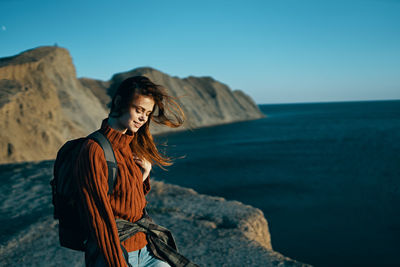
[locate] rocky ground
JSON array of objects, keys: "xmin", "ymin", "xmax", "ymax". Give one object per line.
[{"xmin": 0, "ymin": 160, "xmax": 311, "ymax": 267}]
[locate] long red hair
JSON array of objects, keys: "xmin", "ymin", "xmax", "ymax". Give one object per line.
[{"xmin": 109, "ymin": 76, "xmax": 185, "ymax": 168}]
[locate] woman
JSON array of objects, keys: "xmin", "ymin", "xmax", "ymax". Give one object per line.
[{"xmin": 75, "ymin": 76, "xmax": 184, "ymax": 267}]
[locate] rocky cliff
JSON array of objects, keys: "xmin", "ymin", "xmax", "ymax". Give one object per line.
[
  {"xmin": 0, "ymin": 46, "xmax": 264, "ymax": 164},
  {"xmin": 0, "ymin": 160, "xmax": 310, "ymax": 267},
  {"xmin": 91, "ymin": 67, "xmax": 265, "ymax": 134},
  {"xmin": 0, "ymin": 47, "xmax": 107, "ymax": 164}
]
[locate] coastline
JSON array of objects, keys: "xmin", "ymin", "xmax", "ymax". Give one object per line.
[{"xmin": 0, "ymin": 160, "xmax": 311, "ymax": 266}]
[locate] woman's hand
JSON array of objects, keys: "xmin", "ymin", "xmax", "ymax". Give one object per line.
[{"xmin": 133, "ymin": 155, "xmax": 152, "ymax": 181}]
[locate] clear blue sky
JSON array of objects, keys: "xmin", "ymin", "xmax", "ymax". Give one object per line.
[{"xmin": 1, "ymin": 0, "xmax": 399, "ymax": 104}]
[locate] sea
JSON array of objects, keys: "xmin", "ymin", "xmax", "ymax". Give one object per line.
[
  {"xmin": 1, "ymin": 100, "xmax": 399, "ymax": 266},
  {"xmin": 152, "ymin": 100, "xmax": 400, "ymax": 267}
]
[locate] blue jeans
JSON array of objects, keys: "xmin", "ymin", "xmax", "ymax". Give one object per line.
[
  {"xmin": 128, "ymin": 245, "xmax": 170, "ymax": 267},
  {"xmin": 85, "ymin": 238, "xmax": 169, "ymax": 267}
]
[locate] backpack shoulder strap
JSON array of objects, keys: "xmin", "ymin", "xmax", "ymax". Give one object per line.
[{"xmin": 87, "ymin": 130, "xmax": 118, "ymax": 195}]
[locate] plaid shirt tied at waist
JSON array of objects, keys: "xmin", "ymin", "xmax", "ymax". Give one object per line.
[{"xmin": 116, "ymin": 216, "xmax": 200, "ymax": 267}]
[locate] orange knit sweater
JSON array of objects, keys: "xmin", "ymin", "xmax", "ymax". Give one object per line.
[{"xmin": 75, "ymin": 118, "xmax": 151, "ymax": 267}]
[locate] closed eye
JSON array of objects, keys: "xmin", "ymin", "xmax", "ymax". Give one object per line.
[{"xmin": 133, "ymin": 104, "xmax": 152, "ymax": 116}]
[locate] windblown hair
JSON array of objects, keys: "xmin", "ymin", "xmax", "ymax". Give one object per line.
[{"xmin": 109, "ymin": 76, "xmax": 185, "ymax": 168}]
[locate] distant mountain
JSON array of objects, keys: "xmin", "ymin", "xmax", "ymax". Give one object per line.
[
  {"xmin": 83, "ymin": 66, "xmax": 265, "ymax": 133},
  {"xmin": 0, "ymin": 46, "xmax": 264, "ymax": 164}
]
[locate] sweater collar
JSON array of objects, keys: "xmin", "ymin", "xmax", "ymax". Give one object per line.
[{"xmin": 99, "ymin": 118, "xmax": 134, "ymax": 149}]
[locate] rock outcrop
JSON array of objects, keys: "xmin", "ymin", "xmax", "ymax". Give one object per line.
[
  {"xmin": 0, "ymin": 46, "xmax": 264, "ymax": 163},
  {"xmin": 95, "ymin": 67, "xmax": 265, "ymax": 134},
  {"xmin": 0, "ymin": 160, "xmax": 310, "ymax": 267},
  {"xmin": 0, "ymin": 47, "xmax": 107, "ymax": 164},
  {"xmin": 146, "ymin": 181, "xmax": 311, "ymax": 266}
]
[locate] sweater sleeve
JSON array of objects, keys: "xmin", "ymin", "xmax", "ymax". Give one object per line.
[{"xmin": 75, "ymin": 140, "xmax": 127, "ymax": 267}]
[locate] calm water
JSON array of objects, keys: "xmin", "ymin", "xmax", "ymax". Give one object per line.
[{"xmin": 153, "ymin": 100, "xmax": 400, "ymax": 267}]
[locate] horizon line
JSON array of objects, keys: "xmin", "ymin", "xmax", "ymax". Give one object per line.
[{"xmin": 257, "ymin": 98, "xmax": 400, "ymax": 105}]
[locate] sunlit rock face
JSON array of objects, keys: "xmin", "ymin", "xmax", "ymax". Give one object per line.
[{"xmin": 0, "ymin": 46, "xmax": 264, "ymax": 163}]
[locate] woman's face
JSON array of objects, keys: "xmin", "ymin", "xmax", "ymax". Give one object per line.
[{"xmin": 118, "ymin": 94, "xmax": 155, "ymax": 133}]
